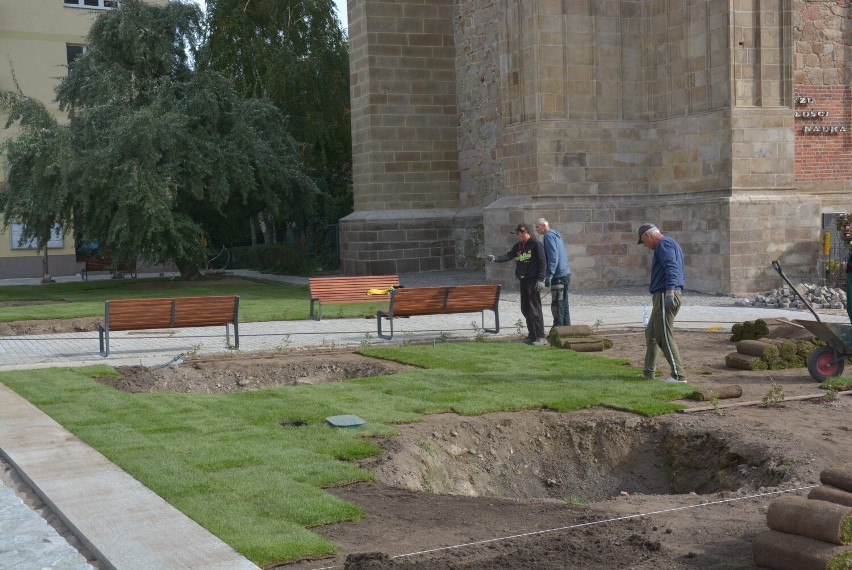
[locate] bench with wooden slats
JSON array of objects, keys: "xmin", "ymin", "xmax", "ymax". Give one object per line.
[
  {"xmin": 377, "ymin": 284, "xmax": 501, "ymax": 340},
  {"xmin": 98, "ymin": 295, "xmax": 239, "ymax": 356},
  {"xmin": 308, "ymin": 275, "xmax": 400, "ymax": 320},
  {"xmin": 81, "ymin": 256, "xmax": 137, "ymax": 280}
]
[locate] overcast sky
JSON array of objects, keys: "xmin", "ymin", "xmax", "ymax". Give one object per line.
[{"xmin": 190, "ymin": 1, "xmax": 349, "ymax": 29}]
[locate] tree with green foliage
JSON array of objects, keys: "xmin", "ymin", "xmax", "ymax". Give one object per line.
[
  {"xmin": 0, "ymin": 0, "xmax": 316, "ymax": 278},
  {"xmin": 201, "ymin": 0, "xmax": 352, "ymax": 237},
  {"xmin": 0, "ymin": 88, "xmax": 74, "ymax": 253}
]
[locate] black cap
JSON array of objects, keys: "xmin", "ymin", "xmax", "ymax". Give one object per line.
[
  {"xmin": 510, "ymin": 223, "xmax": 529, "ymax": 235},
  {"xmin": 637, "ymin": 224, "xmax": 657, "ymax": 244}
]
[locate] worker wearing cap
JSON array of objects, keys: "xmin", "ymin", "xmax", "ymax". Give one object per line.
[
  {"xmin": 487, "ymin": 224, "xmax": 548, "ymax": 345},
  {"xmin": 637, "ymin": 223, "xmax": 686, "ymax": 383}
]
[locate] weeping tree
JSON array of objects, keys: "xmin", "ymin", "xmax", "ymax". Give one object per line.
[
  {"xmin": 0, "ymin": 89, "xmax": 74, "ymax": 267},
  {"xmin": 0, "ymin": 0, "xmax": 315, "ymax": 278},
  {"xmin": 201, "ymin": 0, "xmax": 352, "ymax": 241}
]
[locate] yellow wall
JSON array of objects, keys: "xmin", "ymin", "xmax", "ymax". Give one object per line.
[{"xmin": 0, "ymin": 1, "xmax": 167, "ymax": 269}]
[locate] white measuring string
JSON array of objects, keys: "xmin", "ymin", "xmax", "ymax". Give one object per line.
[{"xmin": 307, "ymin": 484, "xmax": 818, "ymax": 570}]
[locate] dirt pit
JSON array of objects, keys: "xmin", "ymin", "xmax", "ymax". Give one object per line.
[
  {"xmin": 79, "ymin": 328, "xmax": 852, "ymax": 570},
  {"xmin": 103, "ymin": 350, "xmax": 416, "ymax": 393}
]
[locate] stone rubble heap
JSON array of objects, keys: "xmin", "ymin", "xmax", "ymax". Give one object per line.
[{"xmin": 733, "ymin": 283, "xmax": 847, "ymax": 311}]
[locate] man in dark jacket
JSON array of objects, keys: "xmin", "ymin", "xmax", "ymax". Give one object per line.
[{"xmin": 487, "ymin": 223, "xmax": 548, "ymax": 345}]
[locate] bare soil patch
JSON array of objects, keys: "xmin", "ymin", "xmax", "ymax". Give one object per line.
[{"xmin": 15, "ymin": 321, "xmax": 852, "ymax": 569}]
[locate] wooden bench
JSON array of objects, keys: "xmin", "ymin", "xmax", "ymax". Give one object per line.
[
  {"xmin": 308, "ymin": 275, "xmax": 400, "ymax": 320},
  {"xmin": 82, "ymin": 256, "xmax": 137, "ymax": 280},
  {"xmin": 98, "ymin": 295, "xmax": 239, "ymax": 356},
  {"xmin": 376, "ymin": 284, "xmax": 501, "ymax": 340}
]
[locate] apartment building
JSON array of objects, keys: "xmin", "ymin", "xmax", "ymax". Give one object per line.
[{"xmin": 0, "ymin": 0, "xmax": 166, "ymax": 278}]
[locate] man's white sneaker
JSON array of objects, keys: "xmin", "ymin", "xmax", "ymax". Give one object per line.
[
  {"xmin": 531, "ymin": 338, "xmax": 550, "ymax": 346},
  {"xmin": 662, "ymin": 376, "xmax": 687, "ymax": 383}
]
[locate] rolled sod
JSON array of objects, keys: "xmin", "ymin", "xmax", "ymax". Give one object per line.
[
  {"xmin": 752, "ymin": 529, "xmax": 852, "ymax": 570},
  {"xmin": 822, "ymin": 465, "xmax": 852, "ymax": 494},
  {"xmin": 810, "ymin": 485, "xmax": 852, "ymax": 508},
  {"xmin": 725, "ymin": 352, "xmax": 768, "ymax": 371},
  {"xmin": 735, "ymin": 339, "xmax": 779, "ymax": 360},
  {"xmin": 688, "ymin": 385, "xmax": 743, "ymax": 401},
  {"xmin": 766, "ymin": 495, "xmax": 852, "ymax": 545}
]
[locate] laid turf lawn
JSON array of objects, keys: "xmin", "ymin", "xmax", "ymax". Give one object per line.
[
  {"xmin": 0, "ymin": 342, "xmax": 693, "ymax": 566},
  {"xmin": 0, "ymin": 275, "xmax": 388, "ymax": 322}
]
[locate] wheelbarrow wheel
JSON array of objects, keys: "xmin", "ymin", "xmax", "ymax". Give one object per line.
[{"xmin": 806, "ymin": 346, "xmax": 845, "ymax": 382}]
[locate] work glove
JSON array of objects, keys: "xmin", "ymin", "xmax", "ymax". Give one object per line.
[
  {"xmin": 545, "ymin": 278, "xmax": 551, "ymax": 288},
  {"xmin": 664, "ymin": 292, "xmax": 675, "ymax": 308},
  {"xmin": 535, "ymin": 280, "xmax": 545, "ymax": 292},
  {"xmin": 486, "ymin": 255, "xmax": 496, "ymax": 262}
]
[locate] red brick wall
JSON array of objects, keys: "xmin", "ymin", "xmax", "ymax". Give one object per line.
[{"xmin": 794, "ymin": 86, "xmax": 852, "ymax": 180}]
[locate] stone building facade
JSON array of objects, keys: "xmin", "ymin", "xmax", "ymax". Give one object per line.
[{"xmin": 341, "ymin": 0, "xmax": 852, "ymax": 295}]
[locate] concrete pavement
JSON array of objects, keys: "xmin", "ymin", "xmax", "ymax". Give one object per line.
[{"xmin": 0, "ymin": 269, "xmax": 848, "ymax": 569}]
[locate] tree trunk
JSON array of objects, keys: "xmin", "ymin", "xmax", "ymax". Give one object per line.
[{"xmin": 250, "ymin": 217, "xmax": 258, "ymax": 247}]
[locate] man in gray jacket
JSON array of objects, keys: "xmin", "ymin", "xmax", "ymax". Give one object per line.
[{"xmin": 535, "ymin": 218, "xmax": 571, "ymax": 326}]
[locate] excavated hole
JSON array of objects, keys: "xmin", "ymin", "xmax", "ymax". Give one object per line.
[{"xmin": 363, "ymin": 413, "xmax": 789, "ymax": 502}]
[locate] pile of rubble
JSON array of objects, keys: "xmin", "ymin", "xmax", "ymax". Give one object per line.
[{"xmin": 733, "ymin": 283, "xmax": 847, "ymax": 311}]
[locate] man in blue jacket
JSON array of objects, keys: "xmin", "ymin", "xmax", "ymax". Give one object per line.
[
  {"xmin": 535, "ymin": 218, "xmax": 571, "ymax": 326},
  {"xmin": 487, "ymin": 223, "xmax": 548, "ymax": 345},
  {"xmin": 637, "ymin": 223, "xmax": 686, "ymax": 383}
]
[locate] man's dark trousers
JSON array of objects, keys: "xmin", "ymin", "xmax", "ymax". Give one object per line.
[
  {"xmin": 550, "ymin": 274, "xmax": 571, "ymax": 326},
  {"xmin": 520, "ymin": 279, "xmax": 545, "ymax": 340}
]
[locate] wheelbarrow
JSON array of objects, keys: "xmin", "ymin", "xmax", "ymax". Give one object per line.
[{"xmin": 772, "ymin": 259, "xmax": 852, "ymax": 381}]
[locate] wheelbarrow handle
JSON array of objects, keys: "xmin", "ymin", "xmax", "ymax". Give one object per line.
[{"xmin": 771, "ymin": 260, "xmax": 821, "ymax": 322}]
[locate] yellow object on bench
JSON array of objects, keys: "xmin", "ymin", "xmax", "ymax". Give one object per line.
[
  {"xmin": 376, "ymin": 285, "xmax": 501, "ymax": 340},
  {"xmin": 367, "ymin": 288, "xmax": 393, "ymax": 296},
  {"xmin": 308, "ymin": 275, "xmax": 400, "ymax": 320},
  {"xmin": 98, "ymin": 295, "xmax": 239, "ymax": 356}
]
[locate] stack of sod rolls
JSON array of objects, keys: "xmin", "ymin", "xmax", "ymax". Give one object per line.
[
  {"xmin": 726, "ymin": 318, "xmax": 822, "ymax": 371},
  {"xmin": 547, "ymin": 325, "xmax": 613, "ymax": 352},
  {"xmin": 753, "ymin": 464, "xmax": 852, "ymax": 570}
]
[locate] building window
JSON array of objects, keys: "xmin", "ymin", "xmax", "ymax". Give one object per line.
[
  {"xmin": 64, "ymin": 0, "xmax": 117, "ymax": 9},
  {"xmin": 10, "ymin": 223, "xmax": 65, "ymax": 250},
  {"xmin": 66, "ymin": 44, "xmax": 87, "ymax": 69}
]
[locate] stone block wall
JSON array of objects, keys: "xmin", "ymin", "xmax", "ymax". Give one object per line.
[
  {"xmin": 339, "ymin": 209, "xmax": 482, "ymax": 275},
  {"xmin": 348, "ymin": 0, "xmax": 459, "ymax": 212}
]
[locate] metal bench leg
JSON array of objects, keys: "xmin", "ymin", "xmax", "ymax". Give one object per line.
[
  {"xmin": 310, "ymin": 299, "xmax": 323, "ymax": 321},
  {"xmin": 377, "ymin": 310, "xmax": 394, "ymax": 340},
  {"xmin": 99, "ymin": 325, "xmax": 109, "ymax": 357},
  {"xmin": 483, "ymin": 308, "xmax": 500, "ymax": 334},
  {"xmin": 232, "ymin": 321, "xmax": 239, "ymax": 349}
]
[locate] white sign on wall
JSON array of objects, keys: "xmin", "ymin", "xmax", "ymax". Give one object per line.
[{"xmin": 10, "ymin": 222, "xmax": 64, "ymax": 249}]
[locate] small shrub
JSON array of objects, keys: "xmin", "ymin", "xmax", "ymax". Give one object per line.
[{"xmin": 761, "ymin": 380, "xmax": 785, "ymax": 408}]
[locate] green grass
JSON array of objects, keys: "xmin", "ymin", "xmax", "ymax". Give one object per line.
[
  {"xmin": 0, "ymin": 342, "xmax": 693, "ymax": 566},
  {"xmin": 0, "ymin": 275, "xmax": 388, "ymax": 323}
]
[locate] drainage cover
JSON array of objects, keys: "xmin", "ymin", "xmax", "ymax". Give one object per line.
[{"xmin": 326, "ymin": 414, "xmax": 366, "ymax": 428}]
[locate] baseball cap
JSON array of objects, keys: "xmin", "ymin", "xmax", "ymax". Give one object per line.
[
  {"xmin": 510, "ymin": 223, "xmax": 529, "ymax": 235},
  {"xmin": 637, "ymin": 224, "xmax": 657, "ymax": 244}
]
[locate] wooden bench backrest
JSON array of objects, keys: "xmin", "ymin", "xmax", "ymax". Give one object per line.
[
  {"xmin": 390, "ymin": 285, "xmax": 500, "ymax": 317},
  {"xmin": 104, "ymin": 298, "xmax": 175, "ymax": 331},
  {"xmin": 444, "ymin": 285, "xmax": 501, "ymax": 314},
  {"xmin": 309, "ymin": 275, "xmax": 400, "ymax": 304},
  {"xmin": 173, "ymin": 296, "xmax": 239, "ymax": 328},
  {"xmin": 105, "ymin": 296, "xmax": 238, "ymax": 331},
  {"xmin": 390, "ymin": 287, "xmax": 450, "ymax": 316}
]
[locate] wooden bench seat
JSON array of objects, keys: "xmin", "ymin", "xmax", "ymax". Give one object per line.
[
  {"xmin": 377, "ymin": 284, "xmax": 501, "ymax": 340},
  {"xmin": 308, "ymin": 275, "xmax": 400, "ymax": 320},
  {"xmin": 98, "ymin": 295, "xmax": 239, "ymax": 356}
]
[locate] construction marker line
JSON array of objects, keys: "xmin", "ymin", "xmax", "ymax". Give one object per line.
[{"xmin": 306, "ymin": 485, "xmax": 817, "ymax": 570}]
